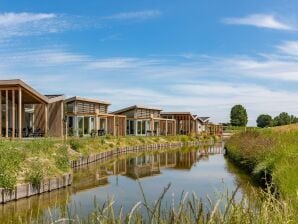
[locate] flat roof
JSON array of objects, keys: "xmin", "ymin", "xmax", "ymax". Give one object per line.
[
  {"xmin": 46, "ymin": 94, "xmax": 66, "ymax": 103},
  {"xmin": 112, "ymin": 105, "xmax": 163, "ymax": 114},
  {"xmin": 65, "ymin": 96, "xmax": 111, "ymax": 105},
  {"xmin": 0, "ymin": 79, "xmax": 49, "ymax": 104},
  {"xmin": 161, "ymin": 112, "xmax": 193, "ymax": 115}
]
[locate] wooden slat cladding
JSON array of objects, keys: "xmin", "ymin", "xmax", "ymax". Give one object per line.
[
  {"xmin": 66, "ymin": 102, "xmax": 75, "ymax": 113},
  {"xmin": 48, "ymin": 100, "xmax": 64, "ymax": 137},
  {"xmin": 136, "ymin": 109, "xmax": 160, "ymax": 118},
  {"xmin": 99, "ymin": 104, "xmax": 108, "ymax": 114},
  {"xmin": 77, "ymin": 101, "xmax": 95, "ymax": 114}
]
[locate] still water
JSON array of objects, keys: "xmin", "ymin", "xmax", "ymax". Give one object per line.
[{"xmin": 0, "ymin": 143, "xmax": 255, "ymax": 223}]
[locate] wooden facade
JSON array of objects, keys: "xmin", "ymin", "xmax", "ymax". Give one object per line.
[
  {"xmin": 0, "ymin": 79, "xmax": 220, "ymax": 139},
  {"xmin": 113, "ymin": 105, "xmax": 176, "ymax": 136},
  {"xmin": 207, "ymin": 123, "xmax": 223, "ymax": 136},
  {"xmin": 0, "ymin": 80, "xmax": 49, "ymax": 138},
  {"xmin": 161, "ymin": 112, "xmax": 197, "ymax": 135},
  {"xmin": 65, "ymin": 96, "xmax": 126, "ymax": 137}
]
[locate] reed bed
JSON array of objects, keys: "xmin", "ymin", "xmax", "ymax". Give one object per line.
[{"xmin": 11, "ymin": 183, "xmax": 297, "ymax": 224}]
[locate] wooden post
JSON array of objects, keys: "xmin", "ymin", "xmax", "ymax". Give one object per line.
[
  {"xmin": 105, "ymin": 118, "xmax": 108, "ymax": 134},
  {"xmin": 165, "ymin": 120, "xmax": 168, "ymax": 136},
  {"xmin": 188, "ymin": 116, "xmax": 191, "ymax": 135},
  {"xmin": 45, "ymin": 104, "xmax": 48, "ymax": 136},
  {"xmin": 124, "ymin": 117, "xmax": 127, "ymax": 136},
  {"xmin": 5, "ymin": 90, "xmax": 8, "ymax": 138},
  {"xmin": 0, "ymin": 90, "xmax": 2, "ymax": 138},
  {"xmin": 12, "ymin": 90, "xmax": 15, "ymax": 139},
  {"xmin": 113, "ymin": 116, "xmax": 116, "ymax": 136},
  {"xmin": 18, "ymin": 88, "xmax": 22, "ymax": 138},
  {"xmin": 60, "ymin": 101, "xmax": 64, "ymax": 138}
]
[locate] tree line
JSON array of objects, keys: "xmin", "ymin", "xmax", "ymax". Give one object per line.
[{"xmin": 228, "ymin": 104, "xmax": 297, "ymax": 128}]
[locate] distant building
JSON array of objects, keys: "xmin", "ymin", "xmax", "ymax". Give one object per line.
[
  {"xmin": 64, "ymin": 96, "xmax": 126, "ymax": 137},
  {"xmin": 113, "ymin": 105, "xmax": 176, "ymax": 136},
  {"xmin": 161, "ymin": 112, "xmax": 197, "ymax": 135}
]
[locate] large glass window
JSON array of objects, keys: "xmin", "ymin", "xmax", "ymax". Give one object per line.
[
  {"xmin": 67, "ymin": 116, "xmax": 74, "ymax": 136},
  {"xmin": 99, "ymin": 118, "xmax": 106, "ymax": 130},
  {"xmin": 90, "ymin": 117, "xmax": 95, "ymax": 131},
  {"xmin": 142, "ymin": 120, "xmax": 146, "ymax": 135},
  {"xmin": 84, "ymin": 117, "xmax": 89, "ymax": 134},
  {"xmin": 154, "ymin": 121, "xmax": 159, "ymax": 135},
  {"xmin": 137, "ymin": 120, "xmax": 142, "ymax": 135},
  {"xmin": 78, "ymin": 117, "xmax": 83, "ymax": 135},
  {"xmin": 126, "ymin": 120, "xmax": 135, "ymax": 135}
]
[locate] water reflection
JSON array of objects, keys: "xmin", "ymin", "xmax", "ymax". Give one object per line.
[{"xmin": 0, "ymin": 143, "xmax": 256, "ymax": 224}]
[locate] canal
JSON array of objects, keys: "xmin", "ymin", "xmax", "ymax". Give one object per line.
[{"xmin": 0, "ymin": 143, "xmax": 256, "ymax": 223}]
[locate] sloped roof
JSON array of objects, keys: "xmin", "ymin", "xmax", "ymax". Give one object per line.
[
  {"xmin": 112, "ymin": 105, "xmax": 162, "ymax": 114},
  {"xmin": 0, "ymin": 79, "xmax": 49, "ymax": 104},
  {"xmin": 65, "ymin": 96, "xmax": 111, "ymax": 105},
  {"xmin": 196, "ymin": 116, "xmax": 210, "ymax": 123}
]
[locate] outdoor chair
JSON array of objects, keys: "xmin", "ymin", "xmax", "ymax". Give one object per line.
[{"xmin": 98, "ymin": 129, "xmax": 106, "ymax": 136}]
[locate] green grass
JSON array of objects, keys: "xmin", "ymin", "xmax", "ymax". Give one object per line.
[
  {"xmin": 0, "ymin": 135, "xmax": 214, "ymax": 189},
  {"xmin": 223, "ymin": 126, "xmax": 260, "ymax": 134},
  {"xmin": 225, "ymin": 124, "xmax": 298, "ymax": 201}
]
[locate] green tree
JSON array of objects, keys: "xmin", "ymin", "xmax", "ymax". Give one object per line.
[
  {"xmin": 230, "ymin": 105, "xmax": 248, "ymax": 127},
  {"xmin": 273, "ymin": 112, "xmax": 291, "ymax": 126},
  {"xmin": 256, "ymin": 114, "xmax": 272, "ymax": 128}
]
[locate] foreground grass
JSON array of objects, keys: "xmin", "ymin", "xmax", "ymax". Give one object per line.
[
  {"xmin": 12, "ymin": 184, "xmax": 297, "ymax": 224},
  {"xmin": 0, "ymin": 135, "xmax": 214, "ymax": 189},
  {"xmin": 225, "ymin": 124, "xmax": 298, "ymax": 201}
]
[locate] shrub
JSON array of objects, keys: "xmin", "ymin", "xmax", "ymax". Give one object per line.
[
  {"xmin": 69, "ymin": 139, "xmax": 82, "ymax": 152},
  {"xmin": 25, "ymin": 159, "xmax": 47, "ymax": 186},
  {"xmin": 55, "ymin": 146, "xmax": 70, "ymax": 172},
  {"xmin": 0, "ymin": 143, "xmax": 23, "ymax": 189}
]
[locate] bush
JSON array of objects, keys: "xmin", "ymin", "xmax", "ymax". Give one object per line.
[
  {"xmin": 69, "ymin": 139, "xmax": 82, "ymax": 152},
  {"xmin": 55, "ymin": 146, "xmax": 70, "ymax": 172},
  {"xmin": 256, "ymin": 114, "xmax": 272, "ymax": 128},
  {"xmin": 25, "ymin": 159, "xmax": 47, "ymax": 186},
  {"xmin": 0, "ymin": 143, "xmax": 23, "ymax": 189}
]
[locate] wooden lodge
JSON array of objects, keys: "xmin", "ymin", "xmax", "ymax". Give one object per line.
[
  {"xmin": 0, "ymin": 80, "xmax": 126, "ymax": 138},
  {"xmin": 0, "ymin": 80, "xmax": 64, "ymax": 138},
  {"xmin": 65, "ymin": 96, "xmax": 126, "ymax": 137},
  {"xmin": 112, "ymin": 105, "xmax": 176, "ymax": 136},
  {"xmin": 0, "ymin": 79, "xmax": 220, "ymax": 139},
  {"xmin": 161, "ymin": 112, "xmax": 197, "ymax": 135}
]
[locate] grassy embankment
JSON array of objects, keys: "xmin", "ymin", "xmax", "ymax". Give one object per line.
[
  {"xmin": 0, "ymin": 135, "xmax": 214, "ymax": 190},
  {"xmin": 225, "ymin": 124, "xmax": 298, "ymax": 201}
]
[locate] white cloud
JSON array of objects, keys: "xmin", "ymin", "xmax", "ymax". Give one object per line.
[
  {"xmin": 87, "ymin": 57, "xmax": 161, "ymax": 69},
  {"xmin": 0, "ymin": 12, "xmax": 56, "ymax": 26},
  {"xmin": 103, "ymin": 10, "xmax": 161, "ymax": 21},
  {"xmin": 0, "ymin": 49, "xmax": 90, "ymax": 67},
  {"xmin": 2, "ymin": 40, "xmax": 298, "ymax": 125},
  {"xmin": 0, "ymin": 12, "xmax": 71, "ymax": 40},
  {"xmin": 222, "ymin": 14, "xmax": 294, "ymax": 30},
  {"xmin": 277, "ymin": 41, "xmax": 298, "ymax": 56}
]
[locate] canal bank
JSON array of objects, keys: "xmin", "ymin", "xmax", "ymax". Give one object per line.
[
  {"xmin": 225, "ymin": 124, "xmax": 298, "ymax": 201},
  {"xmin": 0, "ymin": 135, "xmax": 218, "ymax": 204},
  {"xmin": 1, "ymin": 142, "xmax": 296, "ymax": 223},
  {"xmin": 0, "ymin": 144, "xmax": 246, "ymax": 223}
]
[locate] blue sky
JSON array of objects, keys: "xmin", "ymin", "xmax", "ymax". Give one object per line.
[{"xmin": 1, "ymin": 0, "xmax": 298, "ymax": 125}]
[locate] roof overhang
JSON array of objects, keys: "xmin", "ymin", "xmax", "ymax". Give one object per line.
[
  {"xmin": 65, "ymin": 96, "xmax": 111, "ymax": 105},
  {"xmin": 112, "ymin": 105, "xmax": 163, "ymax": 114},
  {"xmin": 0, "ymin": 79, "xmax": 49, "ymax": 104}
]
